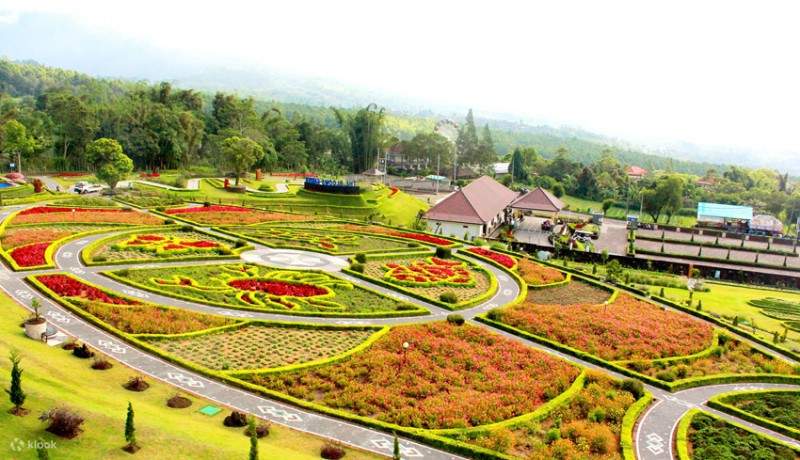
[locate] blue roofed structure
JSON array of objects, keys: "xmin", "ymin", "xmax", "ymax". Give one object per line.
[{"xmin": 697, "ymin": 202, "xmax": 753, "ymax": 221}]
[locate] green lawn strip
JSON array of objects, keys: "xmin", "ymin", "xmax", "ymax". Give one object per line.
[
  {"xmin": 476, "ymin": 314, "xmax": 800, "ymax": 392},
  {"xmin": 677, "ymin": 409, "xmax": 800, "ymax": 460},
  {"xmin": 80, "ymin": 225, "xmax": 252, "ymax": 266},
  {"xmin": 24, "ymin": 274, "xmax": 570, "ymax": 460},
  {"xmin": 345, "ymin": 252, "xmax": 499, "ymax": 310},
  {"xmin": 621, "ymin": 392, "xmax": 653, "ymax": 460},
  {"xmin": 103, "ymin": 265, "xmax": 428, "ymax": 318},
  {"xmin": 707, "ymin": 389, "xmax": 800, "ymax": 441},
  {"xmin": 0, "ymin": 290, "xmax": 381, "ymax": 459}
]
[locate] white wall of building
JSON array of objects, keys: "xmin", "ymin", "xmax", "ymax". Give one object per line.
[{"xmin": 425, "ymin": 220, "xmax": 483, "ymax": 240}]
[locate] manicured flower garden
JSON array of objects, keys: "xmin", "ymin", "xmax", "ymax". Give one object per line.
[
  {"xmin": 249, "ymin": 322, "xmax": 581, "ymax": 429},
  {"xmin": 9, "ymin": 241, "xmax": 50, "ymax": 267},
  {"xmin": 526, "ymin": 280, "xmax": 611, "ymax": 305},
  {"xmin": 684, "ymin": 411, "xmax": 799, "ymax": 460},
  {"xmin": 452, "ymin": 370, "xmax": 638, "ymax": 459},
  {"xmin": 224, "ymin": 226, "xmax": 411, "ymax": 254},
  {"xmin": 625, "ymin": 335, "xmax": 798, "ymax": 381},
  {"xmin": 144, "ymin": 324, "xmax": 376, "ymax": 371},
  {"xmin": 34, "ymin": 274, "xmax": 233, "ymax": 334},
  {"xmin": 108, "ymin": 264, "xmax": 425, "ymax": 316},
  {"xmin": 10, "ymin": 206, "xmax": 162, "ymax": 225},
  {"xmin": 87, "ymin": 229, "xmax": 238, "ymax": 263},
  {"xmin": 361, "ymin": 255, "xmax": 494, "ymax": 305},
  {"xmin": 466, "ymin": 247, "xmax": 516, "ymax": 269},
  {"xmin": 164, "ymin": 205, "xmax": 308, "ymax": 225},
  {"xmin": 496, "ymin": 294, "xmax": 714, "ymax": 361},
  {"xmin": 517, "ymin": 258, "xmax": 565, "ymax": 285}
]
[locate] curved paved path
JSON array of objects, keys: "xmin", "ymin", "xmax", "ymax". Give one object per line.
[{"xmin": 3, "ymin": 205, "xmax": 800, "ymax": 459}]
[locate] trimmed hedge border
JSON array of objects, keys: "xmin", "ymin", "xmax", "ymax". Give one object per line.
[
  {"xmin": 25, "ymin": 272, "xmax": 580, "ymax": 460},
  {"xmin": 79, "ymin": 225, "xmax": 252, "ymax": 266},
  {"xmin": 676, "ymin": 409, "xmax": 800, "ymax": 460},
  {"xmin": 102, "ymin": 265, "xmax": 430, "ymax": 318},
  {"xmin": 343, "ymin": 252, "xmax": 500, "ymax": 311},
  {"xmin": 707, "ymin": 389, "xmax": 800, "ymax": 441},
  {"xmin": 476, "ymin": 315, "xmax": 800, "ymax": 392},
  {"xmin": 621, "ymin": 392, "xmax": 653, "ymax": 460}
]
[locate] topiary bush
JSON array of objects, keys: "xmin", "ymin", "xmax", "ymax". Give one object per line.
[
  {"xmin": 320, "ymin": 443, "xmax": 346, "ymax": 459},
  {"xmin": 435, "ymin": 247, "xmax": 452, "ymax": 259},
  {"xmin": 72, "ymin": 344, "xmax": 95, "ymax": 359},
  {"xmin": 439, "ymin": 291, "xmax": 458, "ymax": 304},
  {"xmin": 620, "ymin": 379, "xmax": 644, "ymax": 399},
  {"xmin": 90, "ymin": 358, "xmax": 113, "ymax": 370},
  {"xmin": 446, "ymin": 314, "xmax": 465, "ymax": 325},
  {"xmin": 223, "ymin": 411, "xmax": 248, "ymax": 427},
  {"xmin": 349, "ymin": 263, "xmax": 364, "ymax": 273},
  {"xmin": 354, "ymin": 253, "xmax": 367, "ymax": 263}
]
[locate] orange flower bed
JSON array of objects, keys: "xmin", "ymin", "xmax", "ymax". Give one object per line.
[
  {"xmin": 498, "ymin": 294, "xmax": 714, "ymax": 361},
  {"xmin": 517, "ymin": 258, "xmax": 565, "ymax": 285},
  {"xmin": 252, "ymin": 322, "xmax": 580, "ymax": 429},
  {"xmin": 165, "ymin": 205, "xmax": 308, "ymax": 225},
  {"xmin": 11, "ymin": 207, "xmax": 161, "ymax": 225},
  {"xmin": 1, "ymin": 227, "xmax": 74, "ymax": 249}
]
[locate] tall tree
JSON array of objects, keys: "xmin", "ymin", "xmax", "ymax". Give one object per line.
[
  {"xmin": 42, "ymin": 92, "xmax": 98, "ymax": 168},
  {"xmin": 455, "ymin": 109, "xmax": 480, "ymax": 168},
  {"xmin": 404, "ymin": 132, "xmax": 453, "ymax": 172},
  {"xmin": 85, "ymin": 138, "xmax": 133, "ymax": 191},
  {"xmin": 221, "ymin": 136, "xmax": 265, "ymax": 185},
  {"xmin": 124, "ymin": 402, "xmax": 138, "ymax": 452},
  {"xmin": 477, "ymin": 124, "xmax": 496, "ymax": 166},
  {"xmin": 510, "ymin": 147, "xmax": 528, "ymax": 182},
  {"xmin": 333, "ymin": 103, "xmax": 386, "ymax": 173},
  {"xmin": 248, "ymin": 416, "xmax": 259, "ymax": 460},
  {"xmin": 1, "ymin": 120, "xmax": 35, "ymax": 174},
  {"xmin": 6, "ymin": 350, "xmax": 26, "ymax": 416}
]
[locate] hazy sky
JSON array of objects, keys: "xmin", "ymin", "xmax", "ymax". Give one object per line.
[{"xmin": 1, "ymin": 0, "xmax": 799, "ymax": 156}]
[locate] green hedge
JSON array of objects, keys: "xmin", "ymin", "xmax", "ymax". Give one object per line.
[
  {"xmin": 708, "ymin": 389, "xmax": 800, "ymax": 441},
  {"xmin": 621, "ymin": 392, "xmax": 653, "ymax": 460}
]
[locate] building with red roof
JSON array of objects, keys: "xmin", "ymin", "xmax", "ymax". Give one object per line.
[
  {"xmin": 625, "ymin": 166, "xmax": 648, "ymax": 180},
  {"xmin": 423, "ymin": 175, "xmax": 517, "ymax": 239}
]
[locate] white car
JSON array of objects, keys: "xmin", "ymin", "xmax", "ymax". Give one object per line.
[{"xmin": 73, "ymin": 182, "xmax": 104, "ymax": 194}]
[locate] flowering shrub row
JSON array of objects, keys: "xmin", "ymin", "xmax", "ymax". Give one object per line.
[
  {"xmin": 12, "ymin": 206, "xmax": 161, "ymax": 225},
  {"xmin": 389, "ymin": 232, "xmax": 453, "ymax": 247},
  {"xmin": 517, "ymin": 258, "xmax": 565, "ymax": 285},
  {"xmin": 9, "ymin": 242, "xmax": 50, "ymax": 267},
  {"xmin": 37, "ymin": 274, "xmax": 138, "ymax": 305},
  {"xmin": 1, "ymin": 227, "xmax": 75, "ymax": 249},
  {"xmin": 165, "ymin": 205, "xmax": 251, "ymax": 214},
  {"xmin": 497, "ymin": 294, "xmax": 714, "ymax": 361},
  {"xmin": 251, "ymin": 322, "xmax": 580, "ymax": 429},
  {"xmin": 164, "ymin": 205, "xmax": 308, "ymax": 225},
  {"xmin": 384, "ymin": 257, "xmax": 473, "ymax": 286},
  {"xmin": 114, "ymin": 233, "xmax": 226, "ymax": 256},
  {"xmin": 228, "ymin": 279, "xmax": 328, "ymax": 297},
  {"xmin": 467, "ymin": 247, "xmax": 516, "ymax": 269}
]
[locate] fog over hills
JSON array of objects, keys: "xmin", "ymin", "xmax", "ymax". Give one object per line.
[{"xmin": 1, "ymin": 9, "xmax": 797, "ymax": 174}]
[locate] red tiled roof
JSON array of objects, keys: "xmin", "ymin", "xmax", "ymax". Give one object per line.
[
  {"xmin": 423, "ymin": 175, "xmax": 517, "ymax": 224},
  {"xmin": 626, "ymin": 166, "xmax": 648, "ymax": 176},
  {"xmin": 509, "ymin": 187, "xmax": 564, "ymax": 212}
]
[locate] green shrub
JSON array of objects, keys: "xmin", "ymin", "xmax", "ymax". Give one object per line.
[
  {"xmin": 446, "ymin": 314, "xmax": 465, "ymax": 326},
  {"xmin": 355, "ymin": 253, "xmax": 367, "ymax": 263},
  {"xmin": 180, "ymin": 225, "xmax": 193, "ymax": 231},
  {"xmin": 620, "ymin": 379, "xmax": 644, "ymax": 399},
  {"xmin": 439, "ymin": 292, "xmax": 458, "ymax": 304},
  {"xmin": 486, "ymin": 310, "xmax": 502, "ymax": 321},
  {"xmin": 164, "ymin": 219, "xmax": 175, "ymax": 225},
  {"xmin": 588, "ymin": 407, "xmax": 606, "ymax": 423},
  {"xmin": 435, "ymin": 247, "xmax": 452, "ymax": 259},
  {"xmin": 545, "ymin": 428, "xmax": 561, "ymax": 444},
  {"xmin": 350, "ymin": 263, "xmax": 365, "ymax": 273}
]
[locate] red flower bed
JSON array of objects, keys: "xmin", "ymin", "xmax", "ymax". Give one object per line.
[
  {"xmin": 253, "ymin": 323, "xmax": 580, "ymax": 429},
  {"xmin": 9, "ymin": 242, "xmax": 50, "ymax": 267},
  {"xmin": 12, "ymin": 207, "xmax": 161, "ymax": 225},
  {"xmin": 390, "ymin": 232, "xmax": 452, "ymax": 247},
  {"xmin": 498, "ymin": 294, "xmax": 713, "ymax": 361},
  {"xmin": 228, "ymin": 279, "xmax": 327, "ymax": 297},
  {"xmin": 467, "ymin": 247, "xmax": 516, "ymax": 269},
  {"xmin": 165, "ymin": 205, "xmax": 251, "ymax": 215},
  {"xmin": 37, "ymin": 274, "xmax": 137, "ymax": 305}
]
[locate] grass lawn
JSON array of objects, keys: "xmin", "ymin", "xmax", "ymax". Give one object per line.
[
  {"xmin": 659, "ymin": 282, "xmax": 800, "ymax": 352},
  {"xmin": 0, "ymin": 293, "xmax": 380, "ymax": 459},
  {"xmin": 561, "ymin": 194, "xmax": 698, "ymax": 227}
]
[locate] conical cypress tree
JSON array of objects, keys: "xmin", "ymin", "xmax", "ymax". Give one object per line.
[
  {"xmin": 248, "ymin": 417, "xmax": 259, "ymax": 460},
  {"xmin": 393, "ymin": 433, "xmax": 401, "ymax": 460},
  {"xmin": 125, "ymin": 402, "xmax": 137, "ymax": 451},
  {"xmin": 6, "ymin": 351, "xmax": 26, "ymax": 415}
]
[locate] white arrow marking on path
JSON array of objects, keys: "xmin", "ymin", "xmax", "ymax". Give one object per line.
[
  {"xmin": 62, "ymin": 252, "xmax": 73, "ymax": 259},
  {"xmin": 257, "ymin": 405, "xmax": 303, "ymax": 422},
  {"xmin": 69, "ymin": 267, "xmax": 85, "ymax": 275},
  {"xmin": 46, "ymin": 311, "xmax": 71, "ymax": 324},
  {"xmin": 645, "ymin": 433, "xmax": 665, "ymax": 455},
  {"xmin": 369, "ymin": 439, "xmax": 424, "ymax": 458},
  {"xmin": 502, "ymin": 289, "xmax": 512, "ymax": 296},
  {"xmin": 166, "ymin": 372, "xmax": 205, "ymax": 388},
  {"xmin": 14, "ymin": 289, "xmax": 33, "ymax": 300},
  {"xmin": 97, "ymin": 339, "xmax": 127, "ymax": 354}
]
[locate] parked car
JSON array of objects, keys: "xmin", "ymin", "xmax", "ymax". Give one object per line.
[{"xmin": 73, "ymin": 182, "xmax": 104, "ymax": 194}]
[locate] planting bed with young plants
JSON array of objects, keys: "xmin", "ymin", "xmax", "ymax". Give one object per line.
[
  {"xmin": 716, "ymin": 390, "xmax": 800, "ymax": 433},
  {"xmin": 85, "ymin": 228, "xmax": 241, "ymax": 263},
  {"xmin": 143, "ymin": 324, "xmax": 377, "ymax": 371},
  {"xmin": 496, "ymin": 293, "xmax": 714, "ymax": 361},
  {"xmin": 163, "ymin": 204, "xmax": 309, "ymax": 225},
  {"xmin": 525, "ymin": 279, "xmax": 611, "ymax": 305},
  {"xmin": 451, "ymin": 370, "xmax": 639, "ymax": 459},
  {"xmin": 32, "ymin": 273, "xmax": 234, "ymax": 334},
  {"xmin": 225, "ymin": 225, "xmax": 411, "ymax": 254},
  {"xmin": 360, "ymin": 254, "xmax": 495, "ymax": 306},
  {"xmin": 517, "ymin": 257, "xmax": 566, "ymax": 285},
  {"xmin": 680, "ymin": 411, "xmax": 800, "ymax": 460},
  {"xmin": 249, "ymin": 322, "xmax": 581, "ymax": 429},
  {"xmin": 108, "ymin": 263, "xmax": 425, "ymax": 316}
]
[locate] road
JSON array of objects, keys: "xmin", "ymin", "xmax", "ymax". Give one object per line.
[{"xmin": 2, "ymin": 203, "xmax": 799, "ymax": 459}]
